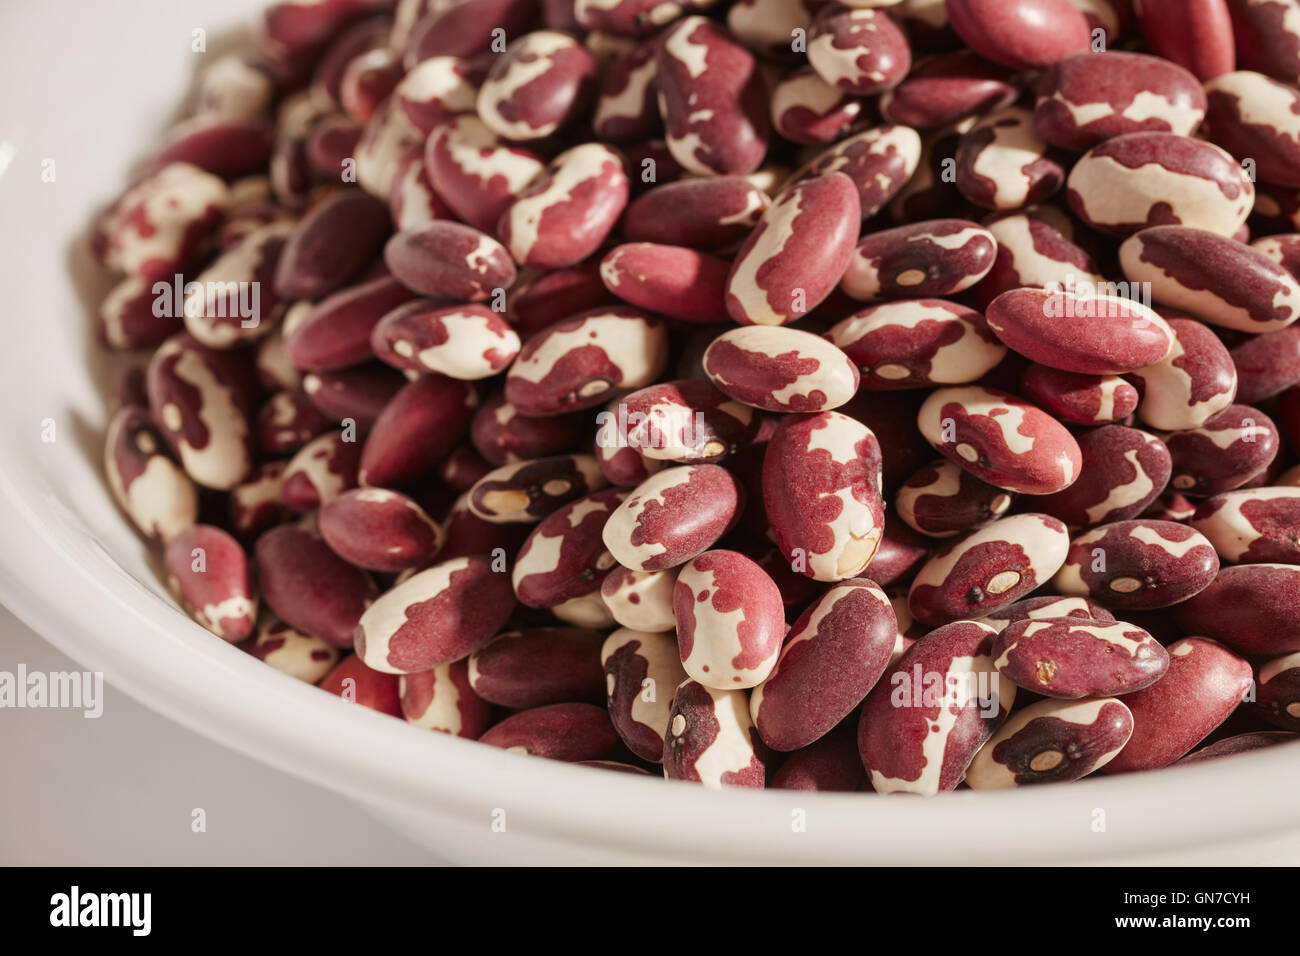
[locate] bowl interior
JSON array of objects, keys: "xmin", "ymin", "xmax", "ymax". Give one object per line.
[{"xmin": 1, "ymin": 0, "xmax": 1297, "ymax": 865}]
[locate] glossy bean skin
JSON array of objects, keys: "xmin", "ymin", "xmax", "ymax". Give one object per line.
[
  {"xmin": 468, "ymin": 627, "xmax": 606, "ymax": 708},
  {"xmin": 1103, "ymin": 637, "xmax": 1252, "ymax": 773},
  {"xmin": 827, "ymin": 300, "xmax": 1006, "ymax": 390},
  {"xmin": 1019, "ymin": 365, "xmax": 1139, "ymax": 425},
  {"xmin": 879, "ymin": 49, "xmax": 1018, "ymax": 129},
  {"xmin": 475, "ymin": 30, "xmax": 597, "ymax": 141},
  {"xmin": 1255, "ymin": 651, "xmax": 1300, "ymax": 731},
  {"xmin": 725, "ymin": 173, "xmax": 861, "ymax": 326},
  {"xmin": 841, "ymin": 220, "xmax": 997, "ymax": 301},
  {"xmin": 857, "ymin": 620, "xmax": 1015, "ymax": 795},
  {"xmin": 663, "ymin": 680, "xmax": 768, "ymax": 788},
  {"xmin": 479, "ymin": 702, "xmax": 618, "ymax": 762},
  {"xmin": 1165, "ymin": 403, "xmax": 1280, "ymax": 496},
  {"xmin": 955, "ymin": 108, "xmax": 1066, "ymax": 212},
  {"xmin": 600, "ymin": 565, "xmax": 677, "ymax": 633},
  {"xmin": 355, "ymin": 555, "xmax": 518, "ymax": 673},
  {"xmin": 896, "ymin": 459, "xmax": 1015, "ymax": 538},
  {"xmin": 787, "ymin": 124, "xmax": 923, "ymax": 219},
  {"xmin": 284, "ymin": 277, "xmax": 420, "ymax": 372},
  {"xmin": 1066, "ymin": 132, "xmax": 1253, "ymax": 238},
  {"xmin": 762, "ymin": 411, "xmax": 886, "ymax": 582},
  {"xmin": 986, "ymin": 287, "xmax": 1174, "ymax": 374},
  {"xmin": 1054, "ymin": 519, "xmax": 1220, "ymax": 610},
  {"xmin": 992, "ymin": 617, "xmax": 1169, "ymax": 698},
  {"xmin": 1203, "ymin": 70, "xmax": 1300, "ymax": 189},
  {"xmin": 399, "ymin": 660, "xmax": 494, "ymax": 738},
  {"xmin": 602, "ymin": 464, "xmax": 742, "ymax": 572},
  {"xmin": 946, "ymin": 0, "xmax": 1090, "ymax": 69},
  {"xmin": 592, "ymin": 38, "xmax": 661, "ymax": 143},
  {"xmin": 702, "ymin": 326, "xmax": 859, "ymax": 412},
  {"xmin": 620, "ymin": 177, "xmax": 770, "ymax": 250},
  {"xmin": 656, "ymin": 16, "xmax": 770, "ymax": 177},
  {"xmin": 513, "ymin": 488, "xmax": 628, "ymax": 608},
  {"xmin": 504, "ymin": 307, "xmax": 670, "ymax": 416},
  {"xmin": 1119, "ymin": 226, "xmax": 1300, "ymax": 333},
  {"xmin": 908, "ymin": 513, "xmax": 1071, "ymax": 626},
  {"xmin": 274, "ymin": 191, "xmax": 392, "ymax": 300},
  {"xmin": 358, "ymin": 374, "xmax": 477, "ymax": 489},
  {"xmin": 1134, "ymin": 0, "xmax": 1237, "ymax": 82},
  {"xmin": 750, "ymin": 579, "xmax": 897, "ymax": 751},
  {"xmin": 370, "ymin": 301, "xmax": 521, "ymax": 381},
  {"xmin": 807, "ymin": 6, "xmax": 912, "ymax": 96},
  {"xmin": 601, "ymin": 628, "xmax": 688, "ymax": 761},
  {"xmin": 319, "ymin": 487, "xmax": 443, "ymax": 571},
  {"xmin": 425, "ymin": 115, "xmax": 546, "ymax": 233},
  {"xmin": 1129, "ymin": 317, "xmax": 1238, "ymax": 431},
  {"xmin": 600, "ymin": 243, "xmax": 731, "ymax": 323},
  {"xmin": 499, "ymin": 143, "xmax": 629, "ymax": 270},
  {"xmin": 256, "ymin": 524, "xmax": 378, "ymax": 648},
  {"xmin": 1172, "ymin": 563, "xmax": 1300, "ymax": 655},
  {"xmin": 966, "ymin": 697, "xmax": 1134, "ymax": 788},
  {"xmin": 1034, "ymin": 51, "xmax": 1207, "ymax": 151},
  {"xmin": 674, "ymin": 550, "xmax": 785, "ymax": 690},
  {"xmin": 1037, "ymin": 426, "xmax": 1171, "ymax": 528},
  {"xmin": 1191, "ymin": 487, "xmax": 1300, "ymax": 563},
  {"xmin": 384, "ymin": 221, "xmax": 516, "ymax": 300},
  {"xmin": 917, "ymin": 386, "xmax": 1083, "ymax": 494}
]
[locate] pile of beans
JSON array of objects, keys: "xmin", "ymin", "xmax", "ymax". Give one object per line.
[{"xmin": 97, "ymin": 0, "xmax": 1300, "ymax": 795}]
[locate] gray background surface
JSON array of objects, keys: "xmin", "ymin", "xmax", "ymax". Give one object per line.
[{"xmin": 0, "ymin": 606, "xmax": 441, "ymax": 865}]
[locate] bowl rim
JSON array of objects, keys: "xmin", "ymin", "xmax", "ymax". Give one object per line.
[{"xmin": 3, "ymin": 462, "xmax": 1298, "ymax": 865}]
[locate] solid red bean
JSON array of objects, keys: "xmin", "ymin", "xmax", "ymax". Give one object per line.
[
  {"xmin": 358, "ymin": 374, "xmax": 477, "ymax": 488},
  {"xmin": 479, "ymin": 702, "xmax": 618, "ymax": 761},
  {"xmin": 1134, "ymin": 0, "xmax": 1236, "ymax": 81},
  {"xmin": 600, "ymin": 243, "xmax": 731, "ymax": 323},
  {"xmin": 256, "ymin": 524, "xmax": 378, "ymax": 648},
  {"xmin": 946, "ymin": 0, "xmax": 1090, "ymax": 69},
  {"xmin": 1103, "ymin": 637, "xmax": 1251, "ymax": 773},
  {"xmin": 319, "ymin": 487, "xmax": 443, "ymax": 571},
  {"xmin": 750, "ymin": 578, "xmax": 896, "ymax": 751},
  {"xmin": 1171, "ymin": 563, "xmax": 1300, "ymax": 654},
  {"xmin": 468, "ymin": 626, "xmax": 606, "ymax": 708}
]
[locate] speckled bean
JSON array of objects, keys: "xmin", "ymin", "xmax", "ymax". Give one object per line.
[
  {"xmin": 841, "ymin": 219, "xmax": 997, "ymax": 301},
  {"xmin": 917, "ymin": 385, "xmax": 1083, "ymax": 494},
  {"xmin": 371, "ymin": 301, "xmax": 520, "ymax": 380},
  {"xmin": 602, "ymin": 464, "xmax": 742, "ymax": 572},
  {"xmin": 896, "ymin": 459, "xmax": 1015, "ymax": 538},
  {"xmin": 967, "ymin": 697, "xmax": 1134, "ymax": 787},
  {"xmin": 857, "ymin": 620, "xmax": 1015, "ymax": 794},
  {"xmin": 1037, "ymin": 425, "xmax": 1171, "ymax": 528},
  {"xmin": 1053, "ymin": 518, "xmax": 1220, "ymax": 609},
  {"xmin": 662, "ymin": 679, "xmax": 767, "ymax": 788},
  {"xmin": 827, "ymin": 300, "xmax": 1006, "ymax": 390},
  {"xmin": 513, "ymin": 487, "xmax": 628, "ymax": 607},
  {"xmin": 467, "ymin": 454, "xmax": 606, "ymax": 523},
  {"xmin": 763, "ymin": 411, "xmax": 886, "ymax": 581},
  {"xmin": 909, "ymin": 513, "xmax": 1071, "ymax": 626},
  {"xmin": 702, "ymin": 326, "xmax": 860, "ymax": 412},
  {"xmin": 992, "ymin": 617, "xmax": 1169, "ymax": 698},
  {"xmin": 1129, "ymin": 317, "xmax": 1238, "ymax": 430},
  {"xmin": 601, "ymin": 627, "xmax": 689, "ymax": 761},
  {"xmin": 1191, "ymin": 487, "xmax": 1300, "ymax": 563}
]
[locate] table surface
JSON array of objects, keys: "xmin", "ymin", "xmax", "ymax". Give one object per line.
[{"xmin": 0, "ymin": 605, "xmax": 442, "ymax": 865}]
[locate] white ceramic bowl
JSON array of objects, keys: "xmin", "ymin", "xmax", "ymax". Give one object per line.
[{"xmin": 3, "ymin": 0, "xmax": 1298, "ymax": 865}]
